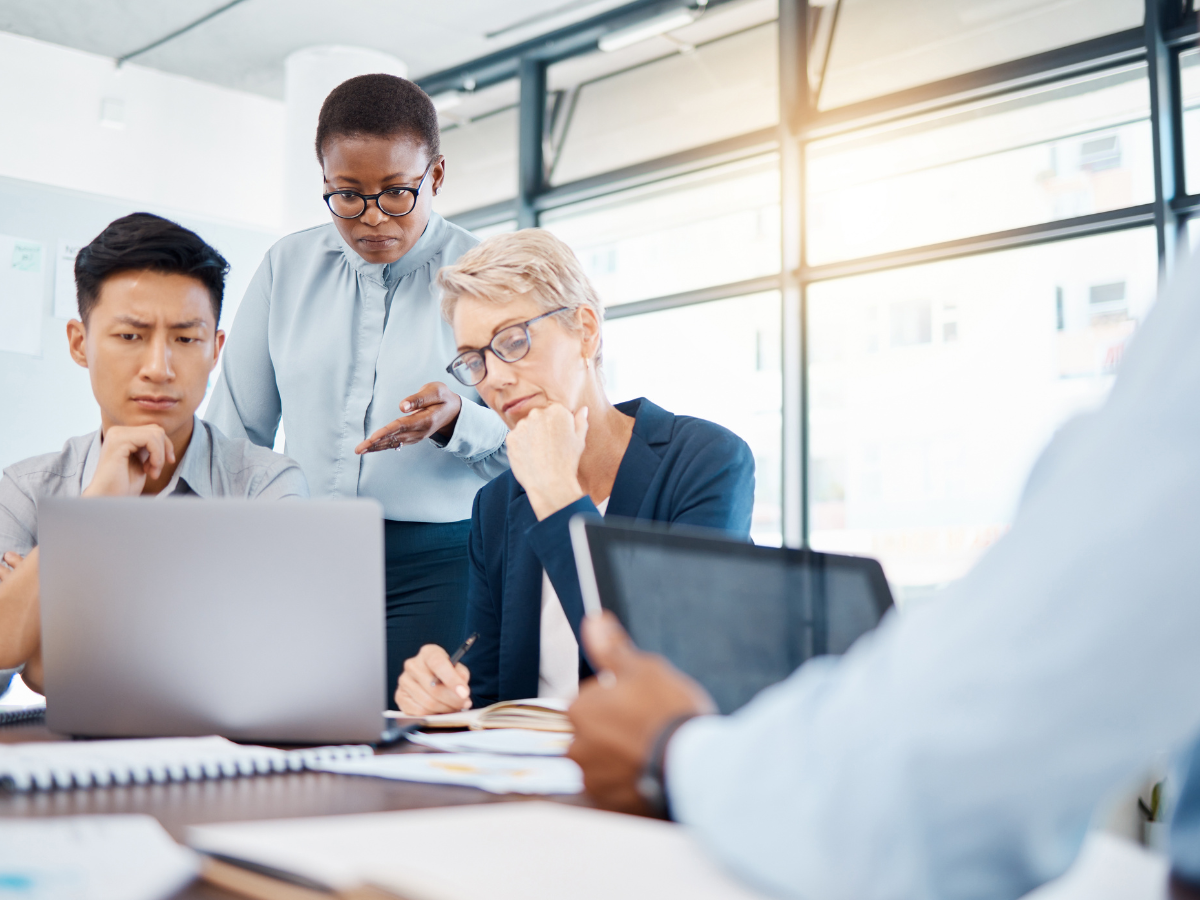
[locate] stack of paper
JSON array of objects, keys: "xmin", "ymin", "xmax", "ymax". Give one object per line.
[
  {"xmin": 189, "ymin": 802, "xmax": 772, "ymax": 900},
  {"xmin": 312, "ymin": 752, "xmax": 583, "ymax": 794},
  {"xmin": 0, "ymin": 815, "xmax": 198, "ymax": 900},
  {"xmin": 406, "ymin": 728, "xmax": 571, "ymax": 756}
]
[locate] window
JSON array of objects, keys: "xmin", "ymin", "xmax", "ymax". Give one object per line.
[
  {"xmin": 819, "ymin": 0, "xmax": 1144, "ymax": 109},
  {"xmin": 469, "ymin": 220, "xmax": 518, "ymax": 240},
  {"xmin": 433, "ymin": 81, "xmax": 519, "ymax": 217},
  {"xmin": 807, "ymin": 66, "xmax": 1153, "ymax": 264},
  {"xmin": 603, "ymin": 292, "xmax": 783, "ymax": 546},
  {"xmin": 542, "ymin": 155, "xmax": 781, "ymax": 306},
  {"xmin": 1181, "ymin": 48, "xmax": 1200, "ymax": 196},
  {"xmin": 548, "ymin": 17, "xmax": 778, "ymax": 185},
  {"xmin": 806, "ymin": 227, "xmax": 1157, "ymax": 599}
]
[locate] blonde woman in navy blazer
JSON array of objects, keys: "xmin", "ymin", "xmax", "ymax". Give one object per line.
[{"xmin": 394, "ymin": 229, "xmax": 755, "ymax": 714}]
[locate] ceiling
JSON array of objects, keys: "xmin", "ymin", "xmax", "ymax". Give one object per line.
[{"xmin": 0, "ymin": 0, "xmax": 641, "ymax": 98}]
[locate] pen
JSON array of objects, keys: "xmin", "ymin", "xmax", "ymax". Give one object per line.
[
  {"xmin": 449, "ymin": 632, "xmax": 478, "ymax": 667},
  {"xmin": 431, "ymin": 632, "xmax": 478, "ymax": 688}
]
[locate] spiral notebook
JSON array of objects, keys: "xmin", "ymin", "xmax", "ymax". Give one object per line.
[
  {"xmin": 0, "ymin": 735, "xmax": 372, "ymax": 792},
  {"xmin": 0, "ymin": 703, "xmax": 46, "ymax": 726}
]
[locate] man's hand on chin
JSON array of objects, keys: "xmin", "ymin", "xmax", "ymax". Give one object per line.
[
  {"xmin": 82, "ymin": 424, "xmax": 176, "ymax": 497},
  {"xmin": 567, "ymin": 612, "xmax": 716, "ymax": 817}
]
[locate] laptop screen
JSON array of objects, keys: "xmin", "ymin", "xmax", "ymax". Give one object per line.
[{"xmin": 576, "ymin": 518, "xmax": 894, "ymax": 714}]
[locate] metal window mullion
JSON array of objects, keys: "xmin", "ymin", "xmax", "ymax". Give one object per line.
[
  {"xmin": 518, "ymin": 58, "xmax": 547, "ymax": 229},
  {"xmin": 1146, "ymin": 0, "xmax": 1183, "ymax": 280},
  {"xmin": 780, "ymin": 0, "xmax": 809, "ymax": 549}
]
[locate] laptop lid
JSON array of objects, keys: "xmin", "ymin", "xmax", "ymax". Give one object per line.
[
  {"xmin": 570, "ymin": 516, "xmax": 894, "ymax": 715},
  {"xmin": 39, "ymin": 498, "xmax": 385, "ymax": 744}
]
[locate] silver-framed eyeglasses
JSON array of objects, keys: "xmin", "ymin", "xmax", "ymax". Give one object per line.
[
  {"xmin": 446, "ymin": 307, "xmax": 570, "ymax": 387},
  {"xmin": 322, "ymin": 158, "xmax": 438, "ymax": 219}
]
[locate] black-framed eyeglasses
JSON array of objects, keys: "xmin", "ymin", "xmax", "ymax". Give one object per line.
[
  {"xmin": 446, "ymin": 307, "xmax": 570, "ymax": 387},
  {"xmin": 322, "ymin": 158, "xmax": 438, "ymax": 219}
]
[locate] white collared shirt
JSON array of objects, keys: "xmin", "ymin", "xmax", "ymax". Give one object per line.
[{"xmin": 538, "ymin": 497, "xmax": 609, "ymax": 701}]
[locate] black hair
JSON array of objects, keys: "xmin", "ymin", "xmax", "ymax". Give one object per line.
[
  {"xmin": 74, "ymin": 213, "xmax": 229, "ymax": 325},
  {"xmin": 315, "ymin": 74, "xmax": 441, "ymax": 163}
]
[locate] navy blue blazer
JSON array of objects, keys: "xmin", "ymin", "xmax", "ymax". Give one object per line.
[{"xmin": 462, "ymin": 397, "xmax": 755, "ymax": 706}]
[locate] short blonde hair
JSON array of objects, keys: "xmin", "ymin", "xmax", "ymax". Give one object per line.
[{"xmin": 438, "ymin": 229, "xmax": 604, "ymax": 364}]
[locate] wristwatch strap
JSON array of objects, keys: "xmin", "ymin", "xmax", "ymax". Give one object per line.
[{"xmin": 637, "ymin": 713, "xmax": 700, "ymax": 820}]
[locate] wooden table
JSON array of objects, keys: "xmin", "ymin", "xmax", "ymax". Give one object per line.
[
  {"xmin": 1, "ymin": 720, "xmax": 589, "ymax": 899},
  {"xmin": 10, "ymin": 720, "xmax": 1200, "ymax": 900}
]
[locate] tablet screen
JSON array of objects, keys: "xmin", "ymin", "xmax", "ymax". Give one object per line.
[{"xmin": 584, "ymin": 520, "xmax": 892, "ymax": 714}]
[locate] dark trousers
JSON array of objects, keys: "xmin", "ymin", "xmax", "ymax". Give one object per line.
[{"xmin": 384, "ymin": 519, "xmax": 471, "ymax": 710}]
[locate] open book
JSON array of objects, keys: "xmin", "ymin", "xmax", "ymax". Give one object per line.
[
  {"xmin": 396, "ymin": 698, "xmax": 572, "ymax": 733},
  {"xmin": 189, "ymin": 802, "xmax": 771, "ymax": 900}
]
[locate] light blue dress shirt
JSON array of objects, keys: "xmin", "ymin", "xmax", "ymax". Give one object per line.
[
  {"xmin": 205, "ymin": 214, "xmax": 508, "ymax": 523},
  {"xmin": 667, "ymin": 246, "xmax": 1200, "ymax": 900}
]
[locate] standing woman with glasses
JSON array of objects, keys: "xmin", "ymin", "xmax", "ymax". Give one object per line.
[
  {"xmin": 206, "ymin": 75, "xmax": 508, "ymax": 705},
  {"xmin": 394, "ymin": 229, "xmax": 755, "ymax": 716}
]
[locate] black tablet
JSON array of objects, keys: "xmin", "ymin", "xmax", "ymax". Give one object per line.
[{"xmin": 570, "ymin": 516, "xmax": 894, "ymax": 714}]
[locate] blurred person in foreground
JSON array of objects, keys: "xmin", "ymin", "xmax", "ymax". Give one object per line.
[{"xmin": 568, "ymin": 246, "xmax": 1200, "ymax": 900}]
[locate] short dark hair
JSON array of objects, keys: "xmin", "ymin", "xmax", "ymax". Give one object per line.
[
  {"xmin": 75, "ymin": 213, "xmax": 229, "ymax": 325},
  {"xmin": 315, "ymin": 74, "xmax": 441, "ymax": 164}
]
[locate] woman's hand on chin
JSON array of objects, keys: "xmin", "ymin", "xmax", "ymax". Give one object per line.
[{"xmin": 507, "ymin": 403, "xmax": 589, "ymax": 521}]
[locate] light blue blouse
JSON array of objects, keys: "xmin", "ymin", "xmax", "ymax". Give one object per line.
[{"xmin": 205, "ymin": 213, "xmax": 509, "ymax": 523}]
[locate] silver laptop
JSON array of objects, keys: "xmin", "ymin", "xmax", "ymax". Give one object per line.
[{"xmin": 38, "ymin": 498, "xmax": 386, "ymax": 744}]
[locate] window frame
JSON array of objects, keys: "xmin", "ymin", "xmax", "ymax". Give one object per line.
[{"xmin": 417, "ymin": 0, "xmax": 1199, "ymax": 548}]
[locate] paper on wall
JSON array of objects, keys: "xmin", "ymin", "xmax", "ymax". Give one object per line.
[
  {"xmin": 0, "ymin": 233, "xmax": 44, "ymax": 357},
  {"xmin": 54, "ymin": 241, "xmax": 85, "ymax": 319}
]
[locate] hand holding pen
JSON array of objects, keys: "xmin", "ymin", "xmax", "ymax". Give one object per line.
[{"xmin": 394, "ymin": 633, "xmax": 478, "ymax": 716}]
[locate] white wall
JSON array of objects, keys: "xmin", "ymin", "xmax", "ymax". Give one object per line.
[
  {"xmin": 0, "ymin": 31, "xmax": 285, "ymax": 232},
  {"xmin": 0, "ymin": 29, "xmax": 288, "ymax": 471},
  {"xmin": 0, "ymin": 175, "xmax": 280, "ymax": 473}
]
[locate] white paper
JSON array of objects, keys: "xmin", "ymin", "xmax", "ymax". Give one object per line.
[
  {"xmin": 312, "ymin": 752, "xmax": 583, "ymax": 794},
  {"xmin": 188, "ymin": 802, "xmax": 772, "ymax": 900},
  {"xmin": 0, "ymin": 233, "xmax": 44, "ymax": 357},
  {"xmin": 407, "ymin": 728, "xmax": 572, "ymax": 756},
  {"xmin": 0, "ymin": 815, "xmax": 198, "ymax": 900},
  {"xmin": 54, "ymin": 241, "xmax": 85, "ymax": 320}
]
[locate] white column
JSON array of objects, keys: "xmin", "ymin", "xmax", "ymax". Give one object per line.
[{"xmin": 283, "ymin": 46, "xmax": 408, "ymax": 233}]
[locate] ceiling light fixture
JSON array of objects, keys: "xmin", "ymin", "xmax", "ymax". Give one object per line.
[
  {"xmin": 598, "ymin": 6, "xmax": 699, "ymax": 53},
  {"xmin": 431, "ymin": 90, "xmax": 464, "ymax": 112}
]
